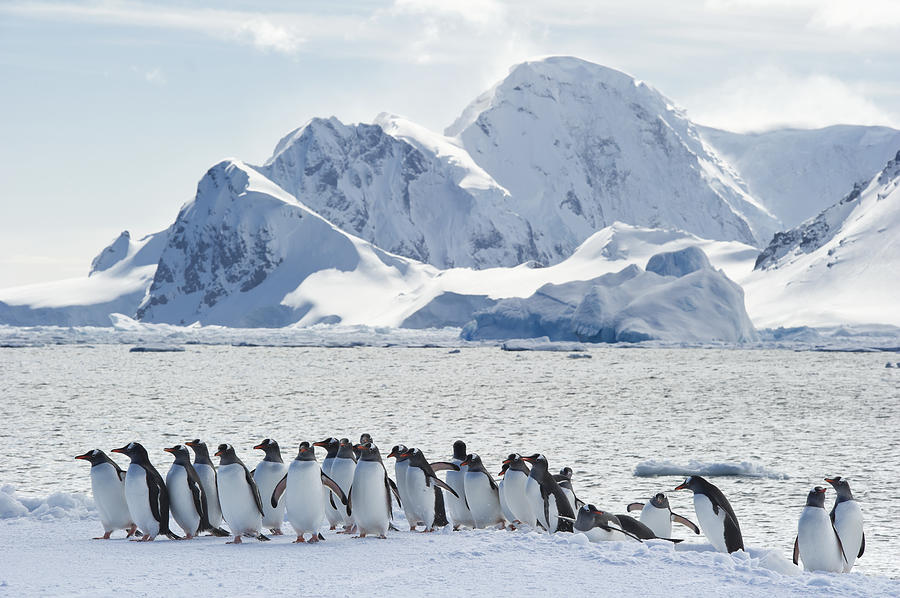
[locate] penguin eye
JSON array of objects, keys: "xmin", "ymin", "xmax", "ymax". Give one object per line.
[
  {"xmin": 92, "ymin": 450, "xmax": 99, "ymax": 456},
  {"xmin": 127, "ymin": 442, "xmax": 135, "ymax": 450}
]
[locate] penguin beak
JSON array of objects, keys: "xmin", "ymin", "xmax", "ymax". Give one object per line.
[
  {"xmin": 214, "ymin": 449, "xmax": 224, "ymax": 457},
  {"xmin": 111, "ymin": 446, "xmax": 127, "ymax": 454},
  {"xmin": 501, "ymin": 459, "xmax": 512, "ymax": 465},
  {"xmin": 74, "ymin": 453, "xmax": 90, "ymax": 460},
  {"xmin": 460, "ymin": 459, "xmax": 470, "ymax": 466},
  {"xmin": 400, "ymin": 452, "xmax": 411, "ymax": 458},
  {"xmin": 253, "ymin": 443, "xmax": 266, "ymax": 450},
  {"xmin": 185, "ymin": 441, "xmax": 197, "ymax": 447},
  {"xmin": 163, "ymin": 447, "xmax": 176, "ymax": 454},
  {"xmin": 521, "ymin": 456, "xmax": 534, "ymax": 463},
  {"xmin": 386, "ymin": 451, "xmax": 397, "ymax": 458},
  {"xmin": 824, "ymin": 478, "xmax": 836, "ymax": 484},
  {"xmin": 673, "ymin": 482, "xmax": 687, "ymax": 491},
  {"xmin": 354, "ymin": 444, "xmax": 365, "ymax": 450},
  {"xmin": 313, "ymin": 441, "xmax": 328, "ymax": 448},
  {"xmin": 497, "ymin": 469, "xmax": 506, "ymax": 476}
]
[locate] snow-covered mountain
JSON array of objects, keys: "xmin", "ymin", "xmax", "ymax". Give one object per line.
[
  {"xmin": 700, "ymin": 125, "xmax": 900, "ymax": 228},
  {"xmin": 743, "ymin": 150, "xmax": 900, "ymax": 327}
]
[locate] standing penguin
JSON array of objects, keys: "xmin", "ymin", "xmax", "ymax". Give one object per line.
[
  {"xmin": 214, "ymin": 444, "xmax": 269, "ymax": 544},
  {"xmin": 75, "ymin": 449, "xmax": 138, "ymax": 539},
  {"xmin": 627, "ymin": 492, "xmax": 700, "ymax": 539},
  {"xmin": 794, "ymin": 486, "xmax": 846, "ymax": 572},
  {"xmin": 554, "ymin": 467, "xmax": 585, "ymax": 515},
  {"xmin": 313, "ymin": 437, "xmax": 342, "ymax": 530},
  {"xmin": 111, "ymin": 442, "xmax": 180, "ymax": 541},
  {"xmin": 461, "ymin": 454, "xmax": 505, "ymax": 529},
  {"xmin": 328, "ymin": 438, "xmax": 357, "ymax": 531},
  {"xmin": 401, "ymin": 448, "xmax": 459, "ymax": 532},
  {"xmin": 163, "ymin": 445, "xmax": 228, "ymax": 539},
  {"xmin": 353, "ymin": 433, "xmax": 373, "ymax": 460},
  {"xmin": 445, "ymin": 440, "xmax": 475, "ymax": 530},
  {"xmin": 522, "ymin": 454, "xmax": 575, "ymax": 533},
  {"xmin": 825, "ymin": 476, "xmax": 864, "ymax": 572},
  {"xmin": 347, "ymin": 443, "xmax": 399, "ymax": 538},
  {"xmin": 185, "ymin": 439, "xmax": 225, "ymax": 532},
  {"xmin": 270, "ymin": 442, "xmax": 348, "ymax": 543},
  {"xmin": 252, "ymin": 439, "xmax": 288, "ymax": 535},
  {"xmin": 570, "ymin": 505, "xmax": 642, "ymax": 543},
  {"xmin": 498, "ymin": 454, "xmax": 532, "ymax": 527},
  {"xmin": 386, "ymin": 444, "xmax": 416, "ymax": 530},
  {"xmin": 673, "ymin": 476, "xmax": 743, "ymax": 553}
]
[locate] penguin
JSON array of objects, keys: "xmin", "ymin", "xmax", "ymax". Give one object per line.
[
  {"xmin": 163, "ymin": 444, "xmax": 229, "ymax": 538},
  {"xmin": 521, "ymin": 454, "xmax": 575, "ymax": 533},
  {"xmin": 185, "ymin": 439, "xmax": 225, "ymax": 532},
  {"xmin": 445, "ymin": 440, "xmax": 476, "ymax": 530},
  {"xmin": 353, "ymin": 433, "xmax": 373, "ymax": 460},
  {"xmin": 346, "ymin": 443, "xmax": 400, "ymax": 538},
  {"xmin": 75, "ymin": 449, "xmax": 138, "ymax": 539},
  {"xmin": 614, "ymin": 513, "xmax": 683, "ymax": 543},
  {"xmin": 626, "ymin": 492, "xmax": 700, "ymax": 539},
  {"xmin": 794, "ymin": 486, "xmax": 846, "ymax": 572},
  {"xmin": 825, "ymin": 476, "xmax": 865, "ymax": 572},
  {"xmin": 327, "ymin": 438, "xmax": 357, "ymax": 531},
  {"xmin": 460, "ymin": 453, "xmax": 505, "ymax": 529},
  {"xmin": 569, "ymin": 505, "xmax": 642, "ymax": 543},
  {"xmin": 111, "ymin": 442, "xmax": 180, "ymax": 541},
  {"xmin": 252, "ymin": 439, "xmax": 288, "ymax": 535},
  {"xmin": 498, "ymin": 453, "xmax": 532, "ymax": 527},
  {"xmin": 214, "ymin": 444, "xmax": 269, "ymax": 543},
  {"xmin": 673, "ymin": 475, "xmax": 743, "ymax": 553},
  {"xmin": 387, "ymin": 444, "xmax": 417, "ymax": 530},
  {"xmin": 554, "ymin": 467, "xmax": 585, "ymax": 515},
  {"xmin": 313, "ymin": 437, "xmax": 342, "ymax": 530},
  {"xmin": 270, "ymin": 441, "xmax": 348, "ymax": 543},
  {"xmin": 400, "ymin": 448, "xmax": 459, "ymax": 532}
]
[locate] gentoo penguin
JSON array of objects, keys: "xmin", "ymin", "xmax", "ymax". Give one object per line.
[
  {"xmin": 387, "ymin": 444, "xmax": 417, "ymax": 530},
  {"xmin": 313, "ymin": 437, "xmax": 342, "ymax": 530},
  {"xmin": 75, "ymin": 449, "xmax": 138, "ymax": 539},
  {"xmin": 214, "ymin": 444, "xmax": 269, "ymax": 543},
  {"xmin": 794, "ymin": 486, "xmax": 846, "ymax": 572},
  {"xmin": 674, "ymin": 476, "xmax": 743, "ymax": 553},
  {"xmin": 163, "ymin": 444, "xmax": 228, "ymax": 538},
  {"xmin": 627, "ymin": 492, "xmax": 700, "ymax": 538},
  {"xmin": 445, "ymin": 440, "xmax": 476, "ymax": 530},
  {"xmin": 185, "ymin": 439, "xmax": 225, "ymax": 532},
  {"xmin": 400, "ymin": 448, "xmax": 459, "ymax": 532},
  {"xmin": 252, "ymin": 439, "xmax": 288, "ymax": 535},
  {"xmin": 353, "ymin": 433, "xmax": 373, "ymax": 460},
  {"xmin": 554, "ymin": 467, "xmax": 584, "ymax": 515},
  {"xmin": 327, "ymin": 438, "xmax": 357, "ymax": 531},
  {"xmin": 569, "ymin": 505, "xmax": 642, "ymax": 543},
  {"xmin": 522, "ymin": 454, "xmax": 575, "ymax": 533},
  {"xmin": 461, "ymin": 454, "xmax": 505, "ymax": 529},
  {"xmin": 270, "ymin": 442, "xmax": 347, "ymax": 543},
  {"xmin": 347, "ymin": 443, "xmax": 399, "ymax": 538},
  {"xmin": 825, "ymin": 476, "xmax": 864, "ymax": 572},
  {"xmin": 111, "ymin": 442, "xmax": 180, "ymax": 541},
  {"xmin": 498, "ymin": 454, "xmax": 532, "ymax": 527},
  {"xmin": 614, "ymin": 513, "xmax": 683, "ymax": 543}
]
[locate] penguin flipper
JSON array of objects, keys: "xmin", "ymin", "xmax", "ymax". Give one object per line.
[
  {"xmin": 271, "ymin": 474, "xmax": 288, "ymax": 509},
  {"xmin": 429, "ymin": 461, "xmax": 459, "ymax": 472},
  {"xmin": 792, "ymin": 536, "xmax": 800, "ymax": 565},
  {"xmin": 429, "ymin": 476, "xmax": 459, "ymax": 498},
  {"xmin": 722, "ymin": 511, "xmax": 744, "ymax": 553},
  {"xmin": 671, "ymin": 512, "xmax": 701, "ymax": 535},
  {"xmin": 346, "ymin": 487, "xmax": 353, "ymax": 517},
  {"xmin": 832, "ymin": 520, "xmax": 849, "ymax": 567},
  {"xmin": 244, "ymin": 466, "xmax": 265, "ymax": 516},
  {"xmin": 320, "ymin": 472, "xmax": 348, "ymax": 506},
  {"xmin": 858, "ymin": 532, "xmax": 865, "ymax": 558},
  {"xmin": 607, "ymin": 524, "xmax": 643, "ymax": 543},
  {"xmin": 185, "ymin": 467, "xmax": 205, "ymax": 526},
  {"xmin": 387, "ymin": 476, "xmax": 402, "ymax": 507},
  {"xmin": 626, "ymin": 502, "xmax": 645, "ymax": 513},
  {"xmin": 433, "ymin": 486, "xmax": 449, "ymax": 527}
]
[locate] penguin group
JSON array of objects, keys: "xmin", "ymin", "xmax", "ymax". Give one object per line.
[{"xmin": 75, "ymin": 439, "xmax": 866, "ymax": 573}]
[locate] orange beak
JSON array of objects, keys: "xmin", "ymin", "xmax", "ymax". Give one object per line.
[
  {"xmin": 74, "ymin": 454, "xmax": 90, "ymax": 460},
  {"xmin": 460, "ymin": 459, "xmax": 470, "ymax": 466},
  {"xmin": 498, "ymin": 469, "xmax": 506, "ymax": 476},
  {"xmin": 214, "ymin": 449, "xmax": 224, "ymax": 457},
  {"xmin": 185, "ymin": 441, "xmax": 198, "ymax": 447},
  {"xmin": 111, "ymin": 447, "xmax": 125, "ymax": 454},
  {"xmin": 163, "ymin": 447, "xmax": 176, "ymax": 454},
  {"xmin": 824, "ymin": 478, "xmax": 835, "ymax": 484},
  {"xmin": 253, "ymin": 443, "xmax": 266, "ymax": 450},
  {"xmin": 313, "ymin": 441, "xmax": 328, "ymax": 448}
]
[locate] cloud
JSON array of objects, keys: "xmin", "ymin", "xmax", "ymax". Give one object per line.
[{"xmin": 685, "ymin": 66, "xmax": 898, "ymax": 132}]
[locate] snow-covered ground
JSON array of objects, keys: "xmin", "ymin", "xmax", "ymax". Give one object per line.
[{"xmin": 2, "ymin": 488, "xmax": 897, "ymax": 598}]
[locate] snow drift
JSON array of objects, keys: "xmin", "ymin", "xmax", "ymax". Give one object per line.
[{"xmin": 633, "ymin": 460, "xmax": 789, "ymax": 480}]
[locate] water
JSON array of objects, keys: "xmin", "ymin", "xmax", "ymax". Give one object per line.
[{"xmin": 1, "ymin": 344, "xmax": 897, "ymax": 576}]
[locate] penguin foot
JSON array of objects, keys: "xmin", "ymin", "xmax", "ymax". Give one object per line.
[
  {"xmin": 293, "ymin": 536, "xmax": 306, "ymax": 543},
  {"xmin": 184, "ymin": 533, "xmax": 194, "ymax": 540},
  {"xmin": 308, "ymin": 535, "xmax": 320, "ymax": 543},
  {"xmin": 93, "ymin": 531, "xmax": 112, "ymax": 540},
  {"xmin": 227, "ymin": 536, "xmax": 243, "ymax": 544},
  {"xmin": 408, "ymin": 524, "xmax": 417, "ymax": 531},
  {"xmin": 377, "ymin": 534, "xmax": 387, "ymax": 539},
  {"xmin": 329, "ymin": 525, "xmax": 336, "ymax": 531},
  {"xmin": 353, "ymin": 533, "xmax": 367, "ymax": 539}
]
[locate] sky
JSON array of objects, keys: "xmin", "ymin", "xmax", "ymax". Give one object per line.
[{"xmin": 1, "ymin": 0, "xmax": 899, "ymax": 288}]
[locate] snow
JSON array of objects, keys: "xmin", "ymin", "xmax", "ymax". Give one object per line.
[
  {"xmin": 634, "ymin": 461, "xmax": 789, "ymax": 480},
  {"xmin": 2, "ymin": 487, "xmax": 898, "ymax": 597}
]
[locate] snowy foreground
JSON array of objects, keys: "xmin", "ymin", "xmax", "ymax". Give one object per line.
[{"xmin": 2, "ymin": 489, "xmax": 897, "ymax": 597}]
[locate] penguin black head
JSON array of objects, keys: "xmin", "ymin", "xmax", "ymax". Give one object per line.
[
  {"xmin": 460, "ymin": 453, "xmax": 485, "ymax": 472},
  {"xmin": 164, "ymin": 444, "xmax": 192, "ymax": 464},
  {"xmin": 575, "ymin": 504, "xmax": 617, "ymax": 532},
  {"xmin": 500, "ymin": 453, "xmax": 528, "ymax": 476},
  {"xmin": 359, "ymin": 433, "xmax": 373, "ymax": 444},
  {"xmin": 185, "ymin": 439, "xmax": 212, "ymax": 465},
  {"xmin": 649, "ymin": 493, "xmax": 670, "ymax": 509},
  {"xmin": 521, "ymin": 453, "xmax": 548, "ymax": 473},
  {"xmin": 296, "ymin": 441, "xmax": 317, "ymax": 461},
  {"xmin": 313, "ymin": 437, "xmax": 340, "ymax": 455},
  {"xmin": 386, "ymin": 444, "xmax": 408, "ymax": 460},
  {"xmin": 452, "ymin": 440, "xmax": 467, "ymax": 460},
  {"xmin": 558, "ymin": 467, "xmax": 573, "ymax": 480},
  {"xmin": 498, "ymin": 461, "xmax": 510, "ymax": 476},
  {"xmin": 824, "ymin": 476, "xmax": 855, "ymax": 501},
  {"xmin": 253, "ymin": 438, "xmax": 283, "ymax": 463},
  {"xmin": 806, "ymin": 486, "xmax": 828, "ymax": 508},
  {"xmin": 75, "ymin": 449, "xmax": 111, "ymax": 467},
  {"xmin": 355, "ymin": 442, "xmax": 381, "ymax": 462},
  {"xmin": 673, "ymin": 475, "xmax": 706, "ymax": 493},
  {"xmin": 111, "ymin": 442, "xmax": 149, "ymax": 462},
  {"xmin": 337, "ymin": 438, "xmax": 356, "ymax": 460}
]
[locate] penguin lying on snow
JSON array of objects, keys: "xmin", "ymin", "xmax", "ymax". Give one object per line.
[
  {"xmin": 75, "ymin": 449, "xmax": 138, "ymax": 539},
  {"xmin": 627, "ymin": 492, "xmax": 699, "ymax": 539},
  {"xmin": 111, "ymin": 442, "xmax": 181, "ymax": 541},
  {"xmin": 825, "ymin": 476, "xmax": 865, "ymax": 572},
  {"xmin": 673, "ymin": 475, "xmax": 743, "ymax": 553},
  {"xmin": 566, "ymin": 505, "xmax": 643, "ymax": 542},
  {"xmin": 214, "ymin": 444, "xmax": 270, "ymax": 544},
  {"xmin": 794, "ymin": 486, "xmax": 846, "ymax": 572},
  {"xmin": 164, "ymin": 445, "xmax": 229, "ymax": 538}
]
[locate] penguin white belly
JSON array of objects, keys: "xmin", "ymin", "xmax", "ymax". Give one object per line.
[
  {"xmin": 498, "ymin": 479, "xmax": 515, "ymax": 524},
  {"xmin": 329, "ymin": 458, "xmax": 356, "ymax": 526},
  {"xmin": 464, "ymin": 472, "xmax": 503, "ymax": 528},
  {"xmin": 694, "ymin": 494, "xmax": 728, "ymax": 553},
  {"xmin": 561, "ymin": 487, "xmax": 577, "ymax": 515},
  {"xmin": 797, "ymin": 507, "xmax": 844, "ymax": 572},
  {"xmin": 321, "ymin": 457, "xmax": 342, "ymax": 527},
  {"xmin": 91, "ymin": 463, "xmax": 132, "ymax": 532},
  {"xmin": 581, "ymin": 526, "xmax": 634, "ymax": 543},
  {"xmin": 502, "ymin": 471, "xmax": 533, "ymax": 526},
  {"xmin": 194, "ymin": 464, "xmax": 223, "ymax": 529},
  {"xmin": 832, "ymin": 501, "xmax": 863, "ymax": 572},
  {"xmin": 351, "ymin": 461, "xmax": 390, "ymax": 535},
  {"xmin": 406, "ymin": 467, "xmax": 435, "ymax": 529},
  {"xmin": 218, "ymin": 463, "xmax": 262, "ymax": 535},
  {"xmin": 639, "ymin": 504, "xmax": 673, "ymax": 538},
  {"xmin": 124, "ymin": 464, "xmax": 159, "ymax": 537},
  {"xmin": 253, "ymin": 461, "xmax": 287, "ymax": 529},
  {"xmin": 445, "ymin": 463, "xmax": 475, "ymax": 528},
  {"xmin": 285, "ymin": 460, "xmax": 325, "ymax": 535},
  {"xmin": 166, "ymin": 465, "xmax": 200, "ymax": 536},
  {"xmin": 395, "ymin": 461, "xmax": 417, "ymax": 526},
  {"xmin": 524, "ymin": 477, "xmax": 544, "ymax": 529}
]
